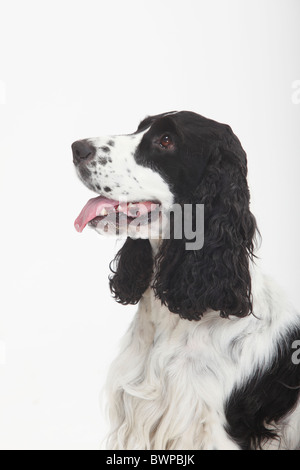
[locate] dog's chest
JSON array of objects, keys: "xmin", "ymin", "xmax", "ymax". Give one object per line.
[
  {"xmin": 108, "ymin": 289, "xmax": 239, "ymax": 449},
  {"xmin": 136, "ymin": 290, "xmax": 234, "ymax": 402}
]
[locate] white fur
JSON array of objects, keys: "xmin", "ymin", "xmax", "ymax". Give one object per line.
[
  {"xmin": 105, "ymin": 259, "xmax": 300, "ymax": 450},
  {"xmin": 84, "ymin": 131, "xmax": 174, "ymax": 209},
  {"xmin": 77, "ymin": 131, "xmax": 174, "ymax": 238}
]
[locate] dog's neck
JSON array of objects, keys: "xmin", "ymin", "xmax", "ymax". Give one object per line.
[{"xmin": 149, "ymin": 238, "xmax": 161, "ymax": 256}]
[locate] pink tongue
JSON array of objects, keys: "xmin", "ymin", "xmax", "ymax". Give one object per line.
[
  {"xmin": 74, "ymin": 197, "xmax": 157, "ymax": 233},
  {"xmin": 74, "ymin": 196, "xmax": 119, "ymax": 233}
]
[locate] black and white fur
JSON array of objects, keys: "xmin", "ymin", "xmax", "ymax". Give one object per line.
[{"xmin": 73, "ymin": 111, "xmax": 300, "ymax": 450}]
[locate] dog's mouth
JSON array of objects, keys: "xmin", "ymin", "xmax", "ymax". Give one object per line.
[{"xmin": 74, "ymin": 196, "xmax": 161, "ymax": 233}]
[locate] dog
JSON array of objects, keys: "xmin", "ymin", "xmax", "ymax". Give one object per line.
[{"xmin": 72, "ymin": 111, "xmax": 300, "ymax": 450}]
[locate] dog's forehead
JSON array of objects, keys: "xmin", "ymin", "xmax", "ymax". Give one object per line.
[{"xmin": 136, "ymin": 111, "xmax": 179, "ymax": 133}]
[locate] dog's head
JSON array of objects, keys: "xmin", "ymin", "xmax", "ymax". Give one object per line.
[{"xmin": 73, "ymin": 111, "xmax": 257, "ymax": 320}]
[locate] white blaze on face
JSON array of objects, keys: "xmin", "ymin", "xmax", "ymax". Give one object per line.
[
  {"xmin": 87, "ymin": 129, "xmax": 173, "ymax": 207},
  {"xmin": 75, "ymin": 128, "xmax": 174, "ymax": 239}
]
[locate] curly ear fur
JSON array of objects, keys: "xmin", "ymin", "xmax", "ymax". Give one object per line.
[
  {"xmin": 109, "ymin": 120, "xmax": 258, "ymax": 320},
  {"xmin": 109, "ymin": 238, "xmax": 153, "ymax": 305},
  {"xmin": 152, "ymin": 145, "xmax": 258, "ymax": 321}
]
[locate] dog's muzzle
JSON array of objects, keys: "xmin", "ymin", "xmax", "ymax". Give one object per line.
[{"xmin": 72, "ymin": 140, "xmax": 96, "ymax": 165}]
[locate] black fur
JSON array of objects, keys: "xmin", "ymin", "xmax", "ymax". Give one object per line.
[
  {"xmin": 109, "ymin": 238, "xmax": 153, "ymax": 305},
  {"xmin": 225, "ymin": 325, "xmax": 300, "ymax": 449},
  {"xmin": 110, "ymin": 111, "xmax": 257, "ymax": 320}
]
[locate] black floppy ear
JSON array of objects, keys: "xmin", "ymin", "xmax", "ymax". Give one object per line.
[
  {"xmin": 152, "ymin": 144, "xmax": 258, "ymax": 321},
  {"xmin": 109, "ymin": 238, "xmax": 153, "ymax": 305}
]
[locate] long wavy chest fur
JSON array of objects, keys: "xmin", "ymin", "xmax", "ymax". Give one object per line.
[
  {"xmin": 105, "ymin": 271, "xmax": 300, "ymax": 450},
  {"xmin": 106, "ymin": 289, "xmax": 237, "ymax": 449}
]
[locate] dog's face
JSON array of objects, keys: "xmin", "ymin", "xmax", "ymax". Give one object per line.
[
  {"xmin": 72, "ymin": 112, "xmax": 174, "ymax": 238},
  {"xmin": 72, "ymin": 111, "xmax": 225, "ymax": 238},
  {"xmin": 73, "ymin": 110, "xmax": 257, "ymax": 320}
]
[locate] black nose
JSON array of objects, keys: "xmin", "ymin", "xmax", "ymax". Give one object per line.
[{"xmin": 72, "ymin": 140, "xmax": 96, "ymax": 165}]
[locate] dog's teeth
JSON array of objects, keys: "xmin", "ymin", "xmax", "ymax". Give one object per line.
[
  {"xmin": 100, "ymin": 208, "xmax": 108, "ymax": 216},
  {"xmin": 117, "ymin": 205, "xmax": 122, "ymax": 211},
  {"xmin": 128, "ymin": 203, "xmax": 135, "ymax": 208}
]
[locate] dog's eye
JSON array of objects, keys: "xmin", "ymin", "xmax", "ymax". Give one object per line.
[{"xmin": 159, "ymin": 134, "xmax": 173, "ymax": 149}]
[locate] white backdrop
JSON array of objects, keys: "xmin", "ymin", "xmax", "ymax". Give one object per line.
[{"xmin": 0, "ymin": 0, "xmax": 299, "ymax": 450}]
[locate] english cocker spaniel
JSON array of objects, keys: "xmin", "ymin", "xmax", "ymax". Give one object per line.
[{"xmin": 72, "ymin": 111, "xmax": 300, "ymax": 450}]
